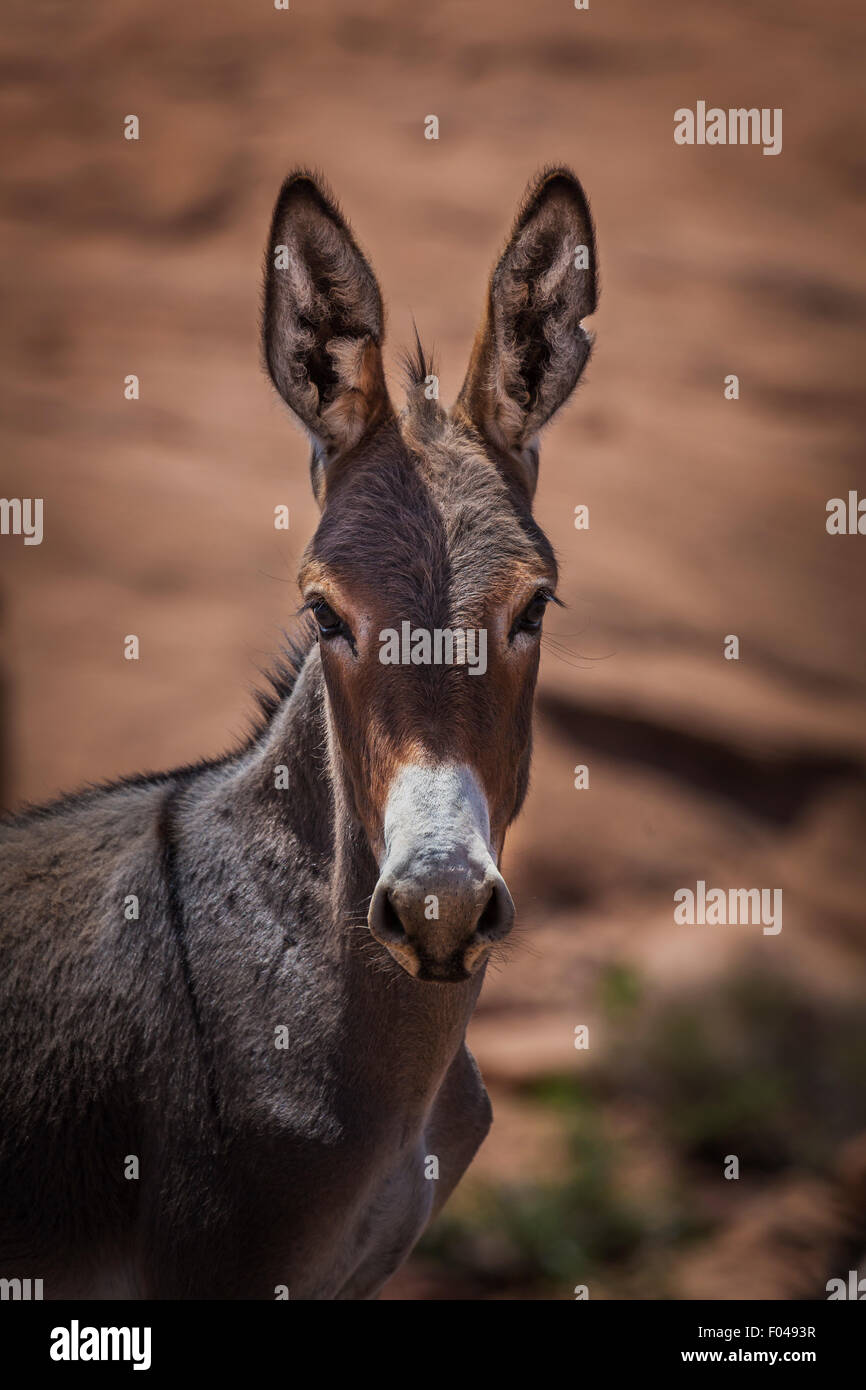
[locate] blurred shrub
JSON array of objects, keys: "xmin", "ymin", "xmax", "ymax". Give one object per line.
[{"xmin": 615, "ymin": 966, "xmax": 866, "ymax": 1170}]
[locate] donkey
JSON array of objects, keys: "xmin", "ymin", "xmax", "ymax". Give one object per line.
[{"xmin": 0, "ymin": 168, "xmax": 597, "ymax": 1299}]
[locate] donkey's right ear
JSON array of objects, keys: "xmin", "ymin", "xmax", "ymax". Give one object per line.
[{"xmin": 263, "ymin": 172, "xmax": 392, "ymax": 494}]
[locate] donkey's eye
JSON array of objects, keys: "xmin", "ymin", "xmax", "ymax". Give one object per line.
[
  {"xmin": 311, "ymin": 599, "xmax": 347, "ymax": 639},
  {"xmin": 512, "ymin": 590, "xmax": 552, "ymax": 638}
]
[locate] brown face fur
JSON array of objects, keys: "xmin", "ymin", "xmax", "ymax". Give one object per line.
[
  {"xmin": 298, "ymin": 407, "xmax": 558, "ymax": 861},
  {"xmin": 263, "ymin": 165, "xmax": 597, "ymax": 973}
]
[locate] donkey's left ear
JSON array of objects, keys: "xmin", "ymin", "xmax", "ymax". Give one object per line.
[
  {"xmin": 263, "ymin": 171, "xmax": 392, "ymax": 490},
  {"xmin": 456, "ymin": 168, "xmax": 598, "ymax": 500}
]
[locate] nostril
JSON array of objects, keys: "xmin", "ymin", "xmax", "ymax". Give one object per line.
[
  {"xmin": 368, "ymin": 881, "xmax": 407, "ymax": 944},
  {"xmin": 474, "ymin": 877, "xmax": 515, "ymax": 943},
  {"xmin": 476, "ymin": 888, "xmax": 499, "ymax": 937},
  {"xmin": 381, "ymin": 892, "xmax": 406, "ymax": 940}
]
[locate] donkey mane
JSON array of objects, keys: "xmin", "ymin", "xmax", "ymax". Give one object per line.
[
  {"xmin": 400, "ymin": 324, "xmax": 434, "ymax": 393},
  {"xmin": 249, "ymin": 621, "xmax": 317, "ymax": 729}
]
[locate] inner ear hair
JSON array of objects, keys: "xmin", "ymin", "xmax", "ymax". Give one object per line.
[
  {"xmin": 263, "ymin": 171, "xmax": 392, "ymax": 468},
  {"xmin": 456, "ymin": 166, "xmax": 598, "ymax": 497}
]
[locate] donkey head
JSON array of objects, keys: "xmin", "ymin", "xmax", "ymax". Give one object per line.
[{"xmin": 263, "ymin": 169, "xmax": 597, "ymax": 983}]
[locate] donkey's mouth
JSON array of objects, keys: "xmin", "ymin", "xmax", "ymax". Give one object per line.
[
  {"xmin": 375, "ymin": 935, "xmax": 485, "ymax": 985},
  {"xmin": 416, "ymin": 960, "xmax": 474, "ymax": 985}
]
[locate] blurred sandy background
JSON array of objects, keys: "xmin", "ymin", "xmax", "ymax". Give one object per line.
[{"xmin": 2, "ymin": 0, "xmax": 865, "ymax": 1298}]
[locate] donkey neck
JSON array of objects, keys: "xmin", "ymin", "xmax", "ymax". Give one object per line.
[{"xmin": 223, "ymin": 645, "xmax": 485, "ymax": 1112}]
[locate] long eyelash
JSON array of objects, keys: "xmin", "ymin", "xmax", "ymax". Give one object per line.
[
  {"xmin": 508, "ymin": 588, "xmax": 556, "ymax": 643},
  {"xmin": 298, "ymin": 596, "xmax": 339, "ymax": 626},
  {"xmin": 301, "ymin": 595, "xmax": 357, "ymax": 656},
  {"xmin": 541, "ymin": 589, "xmax": 566, "ymax": 609}
]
